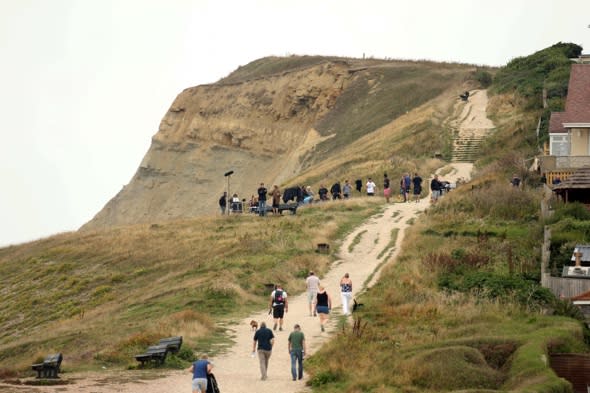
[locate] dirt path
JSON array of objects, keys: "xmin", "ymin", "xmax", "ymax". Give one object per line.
[
  {"xmin": 5, "ymin": 90, "xmax": 494, "ymax": 393},
  {"xmin": 8, "ymin": 166, "xmax": 470, "ymax": 393}
]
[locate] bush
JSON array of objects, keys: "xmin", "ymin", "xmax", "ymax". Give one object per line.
[
  {"xmin": 549, "ymin": 202, "xmax": 590, "ymax": 222},
  {"xmin": 474, "ymin": 69, "xmax": 493, "ymax": 88},
  {"xmin": 439, "ymin": 271, "xmax": 555, "ymax": 309},
  {"xmin": 492, "ymin": 42, "xmax": 580, "ymax": 104}
]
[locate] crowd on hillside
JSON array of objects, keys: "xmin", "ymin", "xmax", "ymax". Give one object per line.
[{"xmin": 217, "ymin": 172, "xmax": 454, "ymax": 215}]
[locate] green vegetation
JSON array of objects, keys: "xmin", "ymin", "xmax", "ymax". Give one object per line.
[
  {"xmin": 546, "ymin": 202, "xmax": 590, "ymax": 276},
  {"xmin": 491, "ymin": 42, "xmax": 582, "ymax": 146},
  {"xmin": 305, "ymin": 43, "xmax": 588, "ymax": 392},
  {"xmin": 348, "ymin": 230, "xmax": 367, "ymax": 253},
  {"xmin": 0, "ymin": 200, "xmax": 379, "ymax": 373},
  {"xmin": 219, "ymin": 55, "xmax": 339, "ymax": 84}
]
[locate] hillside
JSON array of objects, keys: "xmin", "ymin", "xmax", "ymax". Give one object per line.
[
  {"xmin": 2, "ymin": 45, "xmax": 588, "ymax": 393},
  {"xmin": 82, "ymin": 56, "xmax": 478, "ymax": 230},
  {"xmin": 0, "ymin": 55, "xmax": 484, "ymax": 375}
]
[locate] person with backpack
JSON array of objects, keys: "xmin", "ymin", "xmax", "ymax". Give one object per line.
[{"xmin": 269, "ymin": 285, "xmax": 288, "ymax": 331}]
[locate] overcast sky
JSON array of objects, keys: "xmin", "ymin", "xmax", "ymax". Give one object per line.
[{"xmin": 1, "ymin": 0, "xmax": 589, "ymax": 247}]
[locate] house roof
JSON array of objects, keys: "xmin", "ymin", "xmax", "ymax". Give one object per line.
[
  {"xmin": 553, "ymin": 166, "xmax": 590, "ymax": 189},
  {"xmin": 563, "ymin": 64, "xmax": 590, "ymax": 123},
  {"xmin": 549, "ymin": 64, "xmax": 590, "ymax": 133},
  {"xmin": 549, "ymin": 112, "xmax": 566, "ymax": 133}
]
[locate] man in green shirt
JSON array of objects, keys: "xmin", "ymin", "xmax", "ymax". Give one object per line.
[{"xmin": 287, "ymin": 324, "xmax": 306, "ymax": 381}]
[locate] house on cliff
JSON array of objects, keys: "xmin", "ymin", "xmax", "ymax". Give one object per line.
[{"xmin": 542, "ymin": 64, "xmax": 590, "ymax": 186}]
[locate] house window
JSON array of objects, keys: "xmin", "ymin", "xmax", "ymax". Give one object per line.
[{"xmin": 550, "ymin": 134, "xmax": 570, "ymax": 156}]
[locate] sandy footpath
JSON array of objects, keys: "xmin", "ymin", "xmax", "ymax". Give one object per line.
[
  {"xmin": 3, "ymin": 90, "xmax": 492, "ymax": 393},
  {"xmin": 3, "ymin": 163, "xmax": 471, "ymax": 393}
]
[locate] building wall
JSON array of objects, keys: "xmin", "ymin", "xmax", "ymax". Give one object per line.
[{"xmin": 570, "ymin": 128, "xmax": 589, "ymax": 155}]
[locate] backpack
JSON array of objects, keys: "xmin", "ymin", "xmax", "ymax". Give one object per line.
[{"xmin": 274, "ymin": 289, "xmax": 285, "ymax": 305}]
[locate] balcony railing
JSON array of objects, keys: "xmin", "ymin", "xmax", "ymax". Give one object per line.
[{"xmin": 541, "ymin": 155, "xmax": 590, "ymax": 172}]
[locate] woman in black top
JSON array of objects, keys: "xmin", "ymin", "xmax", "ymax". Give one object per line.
[{"xmin": 314, "ymin": 286, "xmax": 332, "ymax": 332}]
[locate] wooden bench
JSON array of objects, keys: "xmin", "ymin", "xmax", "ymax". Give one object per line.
[
  {"xmin": 158, "ymin": 336, "xmax": 183, "ymax": 354},
  {"xmin": 31, "ymin": 353, "xmax": 62, "ymax": 378},
  {"xmin": 134, "ymin": 336, "xmax": 183, "ymax": 367}
]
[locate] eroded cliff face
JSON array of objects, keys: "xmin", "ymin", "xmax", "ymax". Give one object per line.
[{"xmin": 82, "ymin": 61, "xmax": 353, "ymax": 230}]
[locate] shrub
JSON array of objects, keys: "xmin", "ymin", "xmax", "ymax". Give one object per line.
[
  {"xmin": 474, "ymin": 69, "xmax": 493, "ymax": 88},
  {"xmin": 439, "ymin": 271, "xmax": 555, "ymax": 309},
  {"xmin": 549, "ymin": 202, "xmax": 590, "ymax": 222}
]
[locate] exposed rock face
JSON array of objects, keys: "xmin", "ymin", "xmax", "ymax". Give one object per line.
[{"xmin": 82, "ymin": 61, "xmax": 353, "ymax": 230}]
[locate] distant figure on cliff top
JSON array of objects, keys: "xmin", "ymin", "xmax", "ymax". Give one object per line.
[
  {"xmin": 330, "ymin": 181, "xmax": 342, "ymax": 200},
  {"xmin": 271, "ymin": 185, "xmax": 281, "ymax": 215},
  {"xmin": 218, "ymin": 192, "xmax": 227, "ymax": 215},
  {"xmin": 257, "ymin": 183, "xmax": 267, "ymax": 216},
  {"xmin": 366, "ymin": 178, "xmax": 376, "ymax": 196},
  {"xmin": 355, "ymin": 179, "xmax": 363, "ymax": 193}
]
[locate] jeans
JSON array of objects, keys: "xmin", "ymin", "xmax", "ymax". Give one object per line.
[
  {"xmin": 258, "ymin": 200, "xmax": 266, "ymax": 216},
  {"xmin": 290, "ymin": 349, "xmax": 303, "ymax": 380}
]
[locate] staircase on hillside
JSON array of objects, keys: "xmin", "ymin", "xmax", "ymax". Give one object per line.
[{"xmin": 451, "ymin": 128, "xmax": 486, "ymax": 163}]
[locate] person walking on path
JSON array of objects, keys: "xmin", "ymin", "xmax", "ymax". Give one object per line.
[
  {"xmin": 218, "ymin": 192, "xmax": 227, "ymax": 215},
  {"xmin": 257, "ymin": 182, "xmax": 268, "ymax": 216},
  {"xmin": 366, "ymin": 178, "xmax": 376, "ymax": 196},
  {"xmin": 430, "ymin": 175, "xmax": 443, "ymax": 203},
  {"xmin": 270, "ymin": 285, "xmax": 288, "ymax": 331},
  {"xmin": 271, "ymin": 185, "xmax": 281, "ymax": 215},
  {"xmin": 340, "ymin": 273, "xmax": 353, "ymax": 315},
  {"xmin": 187, "ymin": 354, "xmax": 213, "ymax": 393},
  {"xmin": 305, "ymin": 271, "xmax": 320, "ymax": 316},
  {"xmin": 403, "ymin": 173, "xmax": 411, "ymax": 202},
  {"xmin": 412, "ymin": 173, "xmax": 422, "ymax": 203},
  {"xmin": 252, "ymin": 321, "xmax": 275, "ymax": 380},
  {"xmin": 342, "ymin": 180, "xmax": 352, "ymax": 199},
  {"xmin": 287, "ymin": 324, "xmax": 306, "ymax": 381},
  {"xmin": 383, "ymin": 173, "xmax": 391, "ymax": 203},
  {"xmin": 314, "ymin": 286, "xmax": 332, "ymax": 332}
]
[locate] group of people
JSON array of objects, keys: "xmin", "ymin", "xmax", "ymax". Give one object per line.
[
  {"xmin": 245, "ymin": 271, "xmax": 354, "ymax": 384},
  {"xmin": 218, "ymin": 171, "xmax": 452, "ymax": 216},
  {"xmin": 381, "ymin": 173, "xmax": 424, "ymax": 203}
]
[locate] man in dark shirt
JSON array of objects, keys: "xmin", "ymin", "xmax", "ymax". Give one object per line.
[
  {"xmin": 355, "ymin": 179, "xmax": 363, "ymax": 193},
  {"xmin": 330, "ymin": 182, "xmax": 342, "ymax": 200},
  {"xmin": 257, "ymin": 183, "xmax": 268, "ymax": 216},
  {"xmin": 252, "ymin": 321, "xmax": 275, "ymax": 380},
  {"xmin": 430, "ymin": 175, "xmax": 443, "ymax": 203},
  {"xmin": 412, "ymin": 173, "xmax": 423, "ymax": 202},
  {"xmin": 318, "ymin": 185, "xmax": 329, "ymax": 201},
  {"xmin": 218, "ymin": 192, "xmax": 227, "ymax": 215}
]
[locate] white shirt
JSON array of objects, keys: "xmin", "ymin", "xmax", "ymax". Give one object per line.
[
  {"xmin": 366, "ymin": 181, "xmax": 376, "ymax": 193},
  {"xmin": 306, "ymin": 275, "xmax": 320, "ymax": 292}
]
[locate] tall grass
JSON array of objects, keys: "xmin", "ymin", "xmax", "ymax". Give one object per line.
[{"xmin": 0, "ymin": 200, "xmax": 379, "ymax": 373}]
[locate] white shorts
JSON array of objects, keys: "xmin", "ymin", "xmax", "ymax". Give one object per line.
[{"xmin": 192, "ymin": 378, "xmax": 207, "ymax": 392}]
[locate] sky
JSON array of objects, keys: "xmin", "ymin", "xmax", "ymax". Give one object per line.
[{"xmin": 1, "ymin": 0, "xmax": 589, "ymax": 247}]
